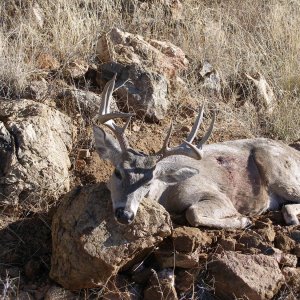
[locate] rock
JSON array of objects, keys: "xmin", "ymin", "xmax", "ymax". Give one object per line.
[
  {"xmin": 144, "ymin": 269, "xmax": 178, "ymax": 300},
  {"xmin": 44, "ymin": 285, "xmax": 76, "ymax": 300},
  {"xmin": 282, "ymin": 267, "xmax": 300, "ymax": 293},
  {"xmin": 197, "ymin": 61, "xmax": 221, "ymax": 97},
  {"xmin": 25, "ymin": 79, "xmax": 49, "ymax": 101},
  {"xmin": 0, "ymin": 100, "xmax": 72, "ymax": 207},
  {"xmin": 236, "ymin": 230, "xmax": 271, "ymax": 253},
  {"xmin": 290, "ymin": 230, "xmax": 300, "ymax": 243},
  {"xmin": 257, "ymin": 224, "xmax": 276, "ymax": 243},
  {"xmin": 96, "ymin": 27, "xmax": 188, "ymax": 121},
  {"xmin": 100, "ymin": 63, "xmax": 169, "ymax": 121},
  {"xmin": 245, "ymin": 73, "xmax": 276, "ymax": 114},
  {"xmin": 97, "ymin": 28, "xmax": 188, "ymax": 79},
  {"xmin": 290, "ymin": 140, "xmax": 300, "ymax": 151},
  {"xmin": 63, "ymin": 59, "xmax": 89, "ymax": 79},
  {"xmin": 154, "ymin": 249, "xmax": 200, "ymax": 268},
  {"xmin": 56, "ymin": 87, "xmax": 116, "ymax": 122},
  {"xmin": 171, "ymin": 226, "xmax": 212, "ymax": 253},
  {"xmin": 208, "ymin": 251, "xmax": 285, "ymax": 300},
  {"xmin": 0, "ymin": 122, "xmax": 14, "ymax": 178},
  {"xmin": 274, "ymin": 232, "xmax": 296, "ymax": 252},
  {"xmin": 293, "ymin": 244, "xmax": 300, "ymax": 257},
  {"xmin": 175, "ymin": 268, "xmax": 200, "ymax": 293},
  {"xmin": 50, "ymin": 184, "xmax": 172, "ymax": 289},
  {"xmin": 218, "ymin": 236, "xmax": 236, "ymax": 251},
  {"xmin": 278, "ymin": 253, "xmax": 298, "ymax": 268}
]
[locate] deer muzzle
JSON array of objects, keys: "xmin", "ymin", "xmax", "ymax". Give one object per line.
[{"xmin": 115, "ymin": 207, "xmax": 134, "ymax": 225}]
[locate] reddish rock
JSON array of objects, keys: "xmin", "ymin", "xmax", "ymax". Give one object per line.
[
  {"xmin": 218, "ymin": 236, "xmax": 236, "ymax": 251},
  {"xmin": 274, "ymin": 232, "xmax": 296, "ymax": 252},
  {"xmin": 171, "ymin": 227, "xmax": 212, "ymax": 253},
  {"xmin": 208, "ymin": 251, "xmax": 285, "ymax": 300},
  {"xmin": 154, "ymin": 248, "xmax": 200, "ymax": 269}
]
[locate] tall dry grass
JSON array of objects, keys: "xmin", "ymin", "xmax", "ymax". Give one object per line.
[{"xmin": 0, "ymin": 0, "xmax": 299, "ymax": 140}]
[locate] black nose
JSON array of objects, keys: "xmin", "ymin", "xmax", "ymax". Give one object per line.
[{"xmin": 115, "ymin": 208, "xmax": 134, "ymax": 225}]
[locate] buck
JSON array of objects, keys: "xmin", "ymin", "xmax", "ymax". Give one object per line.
[{"xmin": 93, "ymin": 75, "xmax": 300, "ymax": 229}]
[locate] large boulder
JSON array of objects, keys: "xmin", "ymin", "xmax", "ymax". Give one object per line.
[
  {"xmin": 208, "ymin": 251, "xmax": 285, "ymax": 300},
  {"xmin": 100, "ymin": 63, "xmax": 168, "ymax": 121},
  {"xmin": 96, "ymin": 27, "xmax": 188, "ymax": 121},
  {"xmin": 97, "ymin": 27, "xmax": 188, "ymax": 79},
  {"xmin": 0, "ymin": 99, "xmax": 72, "ymax": 207},
  {"xmin": 50, "ymin": 183, "xmax": 172, "ymax": 290}
]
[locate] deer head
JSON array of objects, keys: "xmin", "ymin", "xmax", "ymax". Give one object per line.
[{"xmin": 93, "ymin": 75, "xmax": 215, "ymax": 224}]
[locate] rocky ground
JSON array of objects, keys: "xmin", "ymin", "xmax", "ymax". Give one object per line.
[{"xmin": 0, "ymin": 1, "xmax": 300, "ymax": 299}]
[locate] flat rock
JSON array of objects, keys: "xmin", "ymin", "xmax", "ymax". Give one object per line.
[
  {"xmin": 208, "ymin": 251, "xmax": 285, "ymax": 300},
  {"xmin": 50, "ymin": 184, "xmax": 172, "ymax": 290}
]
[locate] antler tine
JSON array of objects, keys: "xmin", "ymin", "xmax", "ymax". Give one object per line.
[
  {"xmin": 197, "ymin": 111, "xmax": 215, "ymax": 148},
  {"xmin": 185, "ymin": 105, "xmax": 204, "ymax": 143},
  {"xmin": 95, "ymin": 74, "xmax": 134, "ymax": 152},
  {"xmin": 157, "ymin": 121, "xmax": 173, "ymax": 155},
  {"xmin": 157, "ymin": 106, "xmax": 214, "ymax": 161},
  {"xmin": 98, "ymin": 73, "xmax": 116, "ymax": 116}
]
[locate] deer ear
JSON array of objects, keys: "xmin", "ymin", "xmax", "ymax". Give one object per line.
[
  {"xmin": 93, "ymin": 125, "xmax": 122, "ymax": 165},
  {"xmin": 156, "ymin": 166, "xmax": 199, "ymax": 184}
]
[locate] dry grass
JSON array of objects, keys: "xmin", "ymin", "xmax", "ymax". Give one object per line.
[{"xmin": 0, "ymin": 0, "xmax": 299, "ymax": 140}]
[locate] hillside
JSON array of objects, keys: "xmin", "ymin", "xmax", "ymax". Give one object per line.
[{"xmin": 0, "ymin": 1, "xmax": 300, "ymax": 299}]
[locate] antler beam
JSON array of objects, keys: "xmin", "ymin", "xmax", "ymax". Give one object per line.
[
  {"xmin": 157, "ymin": 106, "xmax": 215, "ymax": 160},
  {"xmin": 94, "ymin": 74, "xmax": 134, "ymax": 152}
]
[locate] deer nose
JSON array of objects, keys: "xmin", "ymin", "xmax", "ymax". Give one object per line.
[{"xmin": 115, "ymin": 208, "xmax": 134, "ymax": 225}]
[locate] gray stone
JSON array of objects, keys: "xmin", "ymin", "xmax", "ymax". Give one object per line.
[
  {"xmin": 96, "ymin": 27, "xmax": 189, "ymax": 121},
  {"xmin": 99, "ymin": 62, "xmax": 169, "ymax": 122},
  {"xmin": 0, "ymin": 100, "xmax": 72, "ymax": 206}
]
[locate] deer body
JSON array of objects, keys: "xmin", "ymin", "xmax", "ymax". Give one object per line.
[
  {"xmin": 147, "ymin": 138, "xmax": 300, "ymax": 228},
  {"xmin": 93, "ymin": 76, "xmax": 300, "ymax": 229}
]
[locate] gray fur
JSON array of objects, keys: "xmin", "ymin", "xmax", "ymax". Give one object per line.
[{"xmin": 94, "ymin": 129, "xmax": 300, "ymax": 229}]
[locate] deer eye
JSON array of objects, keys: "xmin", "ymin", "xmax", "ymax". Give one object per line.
[{"xmin": 114, "ymin": 168, "xmax": 122, "ymax": 179}]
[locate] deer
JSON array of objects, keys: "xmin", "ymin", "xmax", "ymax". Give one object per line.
[{"xmin": 93, "ymin": 75, "xmax": 300, "ymax": 229}]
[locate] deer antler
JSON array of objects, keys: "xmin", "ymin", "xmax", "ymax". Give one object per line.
[
  {"xmin": 94, "ymin": 74, "xmax": 134, "ymax": 152},
  {"xmin": 157, "ymin": 105, "xmax": 215, "ymax": 160}
]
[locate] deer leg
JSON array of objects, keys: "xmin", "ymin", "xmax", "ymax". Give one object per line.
[
  {"xmin": 282, "ymin": 204, "xmax": 300, "ymax": 225},
  {"xmin": 185, "ymin": 197, "xmax": 251, "ymax": 229}
]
